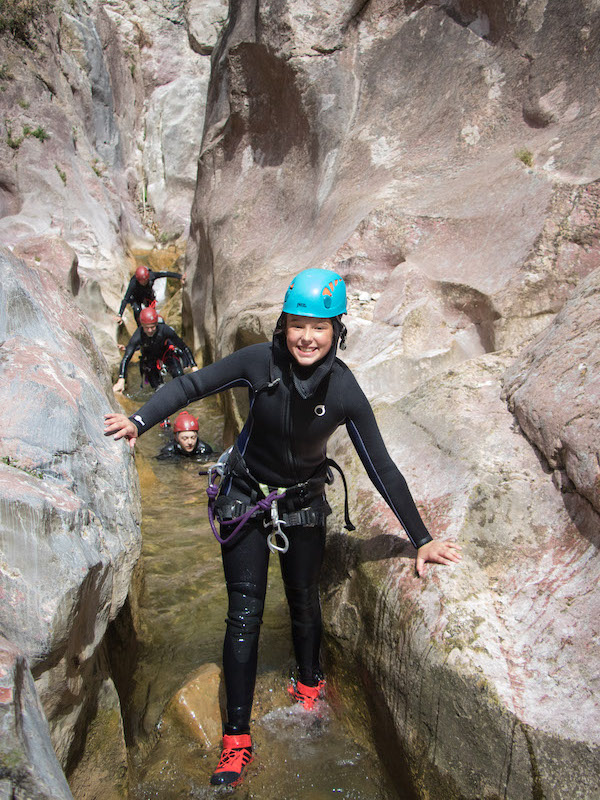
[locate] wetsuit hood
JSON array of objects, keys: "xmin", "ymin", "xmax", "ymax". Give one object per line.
[{"xmin": 271, "ymin": 314, "xmax": 341, "ymax": 400}]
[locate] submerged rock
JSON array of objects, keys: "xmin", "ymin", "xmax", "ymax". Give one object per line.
[{"xmin": 163, "ymin": 663, "xmax": 223, "ymax": 748}]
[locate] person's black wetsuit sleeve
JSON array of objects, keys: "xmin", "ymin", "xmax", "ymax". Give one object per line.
[
  {"xmin": 118, "ymin": 328, "xmax": 142, "ymax": 379},
  {"xmin": 118, "ymin": 277, "xmax": 136, "ymax": 317},
  {"xmin": 164, "ymin": 325, "xmax": 197, "ymax": 368},
  {"xmin": 152, "ymin": 271, "xmax": 183, "ymax": 280},
  {"xmin": 128, "ymin": 347, "xmax": 257, "ymax": 434},
  {"xmin": 341, "ymin": 369, "xmax": 432, "ymax": 550}
]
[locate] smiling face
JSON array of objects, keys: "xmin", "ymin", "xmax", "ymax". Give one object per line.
[
  {"xmin": 285, "ymin": 314, "xmax": 334, "ymax": 367},
  {"xmin": 175, "ymin": 431, "xmax": 198, "ymax": 452}
]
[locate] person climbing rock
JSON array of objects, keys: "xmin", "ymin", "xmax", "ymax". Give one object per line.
[
  {"xmin": 113, "ymin": 306, "xmax": 198, "ymax": 393},
  {"xmin": 156, "ymin": 411, "xmax": 214, "ymax": 461},
  {"xmin": 104, "ymin": 267, "xmax": 462, "ymax": 787},
  {"xmin": 115, "ymin": 264, "xmax": 186, "ymax": 325}
]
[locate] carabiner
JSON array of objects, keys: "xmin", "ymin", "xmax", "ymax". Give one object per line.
[
  {"xmin": 267, "ymin": 527, "xmax": 289, "ymax": 554},
  {"xmin": 265, "ymin": 497, "xmax": 289, "ymax": 553}
]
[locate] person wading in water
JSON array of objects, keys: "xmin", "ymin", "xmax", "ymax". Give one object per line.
[
  {"xmin": 104, "ymin": 268, "xmax": 461, "ymax": 787},
  {"xmin": 113, "ymin": 306, "xmax": 198, "ymax": 393},
  {"xmin": 156, "ymin": 411, "xmax": 213, "ymax": 461},
  {"xmin": 115, "ymin": 264, "xmax": 185, "ymax": 326}
]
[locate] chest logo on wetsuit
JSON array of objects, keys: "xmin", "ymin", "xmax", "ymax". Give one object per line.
[{"xmin": 314, "ymin": 405, "xmax": 326, "ymax": 417}]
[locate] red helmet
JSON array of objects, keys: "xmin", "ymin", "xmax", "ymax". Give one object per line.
[
  {"xmin": 139, "ymin": 307, "xmax": 159, "ymax": 325},
  {"xmin": 135, "ymin": 265, "xmax": 150, "ymax": 282},
  {"xmin": 173, "ymin": 412, "xmax": 199, "ymax": 433}
]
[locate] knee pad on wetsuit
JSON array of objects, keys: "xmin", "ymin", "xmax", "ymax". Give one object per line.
[{"xmin": 226, "ymin": 589, "xmax": 264, "ymax": 663}]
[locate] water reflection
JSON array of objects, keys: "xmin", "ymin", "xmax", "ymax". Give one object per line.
[{"xmin": 118, "ymin": 389, "xmax": 397, "ymax": 799}]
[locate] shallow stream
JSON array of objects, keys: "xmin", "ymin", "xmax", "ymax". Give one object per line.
[{"xmin": 118, "ymin": 389, "xmax": 399, "ymax": 799}]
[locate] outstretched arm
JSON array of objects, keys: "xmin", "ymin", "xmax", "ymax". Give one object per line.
[
  {"xmin": 164, "ymin": 326, "xmax": 197, "ymax": 368},
  {"xmin": 112, "ymin": 343, "xmax": 266, "ymax": 440},
  {"xmin": 118, "ymin": 277, "xmax": 135, "ymax": 317},
  {"xmin": 153, "ymin": 270, "xmax": 184, "ymax": 281},
  {"xmin": 342, "ymin": 368, "xmax": 461, "ymax": 573}
]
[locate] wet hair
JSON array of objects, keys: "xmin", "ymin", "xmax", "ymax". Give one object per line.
[{"xmin": 274, "ymin": 312, "xmax": 347, "ymax": 350}]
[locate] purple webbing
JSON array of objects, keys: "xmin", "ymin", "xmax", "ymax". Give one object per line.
[{"xmin": 206, "ymin": 484, "xmax": 287, "ymax": 546}]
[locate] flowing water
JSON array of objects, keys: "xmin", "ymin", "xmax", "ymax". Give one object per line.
[{"xmin": 117, "ymin": 388, "xmax": 399, "ymax": 799}]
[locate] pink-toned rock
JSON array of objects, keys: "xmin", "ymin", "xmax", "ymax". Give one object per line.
[
  {"xmin": 0, "ymin": 0, "xmax": 227, "ymax": 367},
  {"xmin": 12, "ymin": 236, "xmax": 80, "ymax": 296},
  {"xmin": 324, "ymin": 351, "xmax": 600, "ymax": 799},
  {"xmin": 188, "ymin": 2, "xmax": 600, "ymax": 384},
  {"xmin": 503, "ymin": 267, "xmax": 600, "ymax": 515},
  {"xmin": 0, "ymin": 248, "xmax": 141, "ymax": 786}
]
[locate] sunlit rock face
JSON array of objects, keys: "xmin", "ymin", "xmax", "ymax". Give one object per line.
[
  {"xmin": 0, "ymin": 0, "xmax": 226, "ymax": 367},
  {"xmin": 323, "ymin": 346, "xmax": 600, "ymax": 799},
  {"xmin": 503, "ymin": 268, "xmax": 600, "ymax": 517},
  {"xmin": 111, "ymin": 0, "xmax": 227, "ymax": 234},
  {"xmin": 188, "ymin": 0, "xmax": 600, "ymax": 368},
  {"xmin": 187, "ymin": 0, "xmax": 600, "ymax": 796},
  {"xmin": 0, "ymin": 249, "xmax": 141, "ymax": 793},
  {"xmin": 0, "ymin": 1, "xmax": 143, "ymax": 361}
]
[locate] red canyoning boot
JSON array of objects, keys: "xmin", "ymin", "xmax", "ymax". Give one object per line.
[
  {"xmin": 210, "ymin": 733, "xmax": 253, "ymax": 786},
  {"xmin": 287, "ymin": 678, "xmax": 326, "ymax": 710}
]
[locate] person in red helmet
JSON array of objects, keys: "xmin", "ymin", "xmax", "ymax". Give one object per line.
[
  {"xmin": 105, "ymin": 268, "xmax": 461, "ymax": 787},
  {"xmin": 157, "ymin": 411, "xmax": 214, "ymax": 461},
  {"xmin": 113, "ymin": 307, "xmax": 198, "ymax": 393},
  {"xmin": 115, "ymin": 264, "xmax": 186, "ymax": 326}
]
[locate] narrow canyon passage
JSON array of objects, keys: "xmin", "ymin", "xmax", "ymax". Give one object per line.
[{"xmin": 116, "ymin": 392, "xmax": 399, "ymax": 799}]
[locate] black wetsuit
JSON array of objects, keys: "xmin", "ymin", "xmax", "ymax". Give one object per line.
[
  {"xmin": 118, "ymin": 322, "xmax": 196, "ymax": 389},
  {"xmin": 118, "ymin": 269, "xmax": 183, "ymax": 323},
  {"xmin": 156, "ymin": 437, "xmax": 214, "ymax": 461},
  {"xmin": 129, "ymin": 338, "xmax": 432, "ymax": 733}
]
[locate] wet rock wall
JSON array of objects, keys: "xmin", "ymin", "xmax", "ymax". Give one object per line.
[
  {"xmin": 0, "ymin": 1, "xmax": 227, "ymax": 796},
  {"xmin": 0, "ymin": 248, "xmax": 141, "ymax": 798}
]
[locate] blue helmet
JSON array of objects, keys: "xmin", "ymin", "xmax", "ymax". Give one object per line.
[{"xmin": 282, "ymin": 268, "xmax": 347, "ymax": 318}]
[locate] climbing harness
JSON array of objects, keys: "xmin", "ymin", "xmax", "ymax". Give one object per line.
[
  {"xmin": 203, "ymin": 446, "xmax": 355, "ymax": 552},
  {"xmin": 205, "ymin": 452, "xmax": 291, "ymax": 552},
  {"xmin": 156, "ymin": 342, "xmax": 180, "ymax": 374}
]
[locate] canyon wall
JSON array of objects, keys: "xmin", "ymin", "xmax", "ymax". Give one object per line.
[
  {"xmin": 0, "ymin": 1, "xmax": 225, "ymax": 797},
  {"xmin": 186, "ymin": 1, "xmax": 600, "ymax": 798},
  {"xmin": 0, "ymin": 0, "xmax": 225, "ymax": 365},
  {"xmin": 0, "ymin": 247, "xmax": 141, "ymax": 799},
  {"xmin": 1, "ymin": 0, "xmax": 599, "ymax": 797}
]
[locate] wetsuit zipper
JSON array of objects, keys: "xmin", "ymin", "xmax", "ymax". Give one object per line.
[{"xmin": 284, "ymin": 364, "xmax": 299, "ymax": 483}]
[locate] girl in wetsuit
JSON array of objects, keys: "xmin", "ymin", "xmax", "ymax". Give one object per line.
[{"xmin": 104, "ymin": 268, "xmax": 461, "ymax": 786}]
